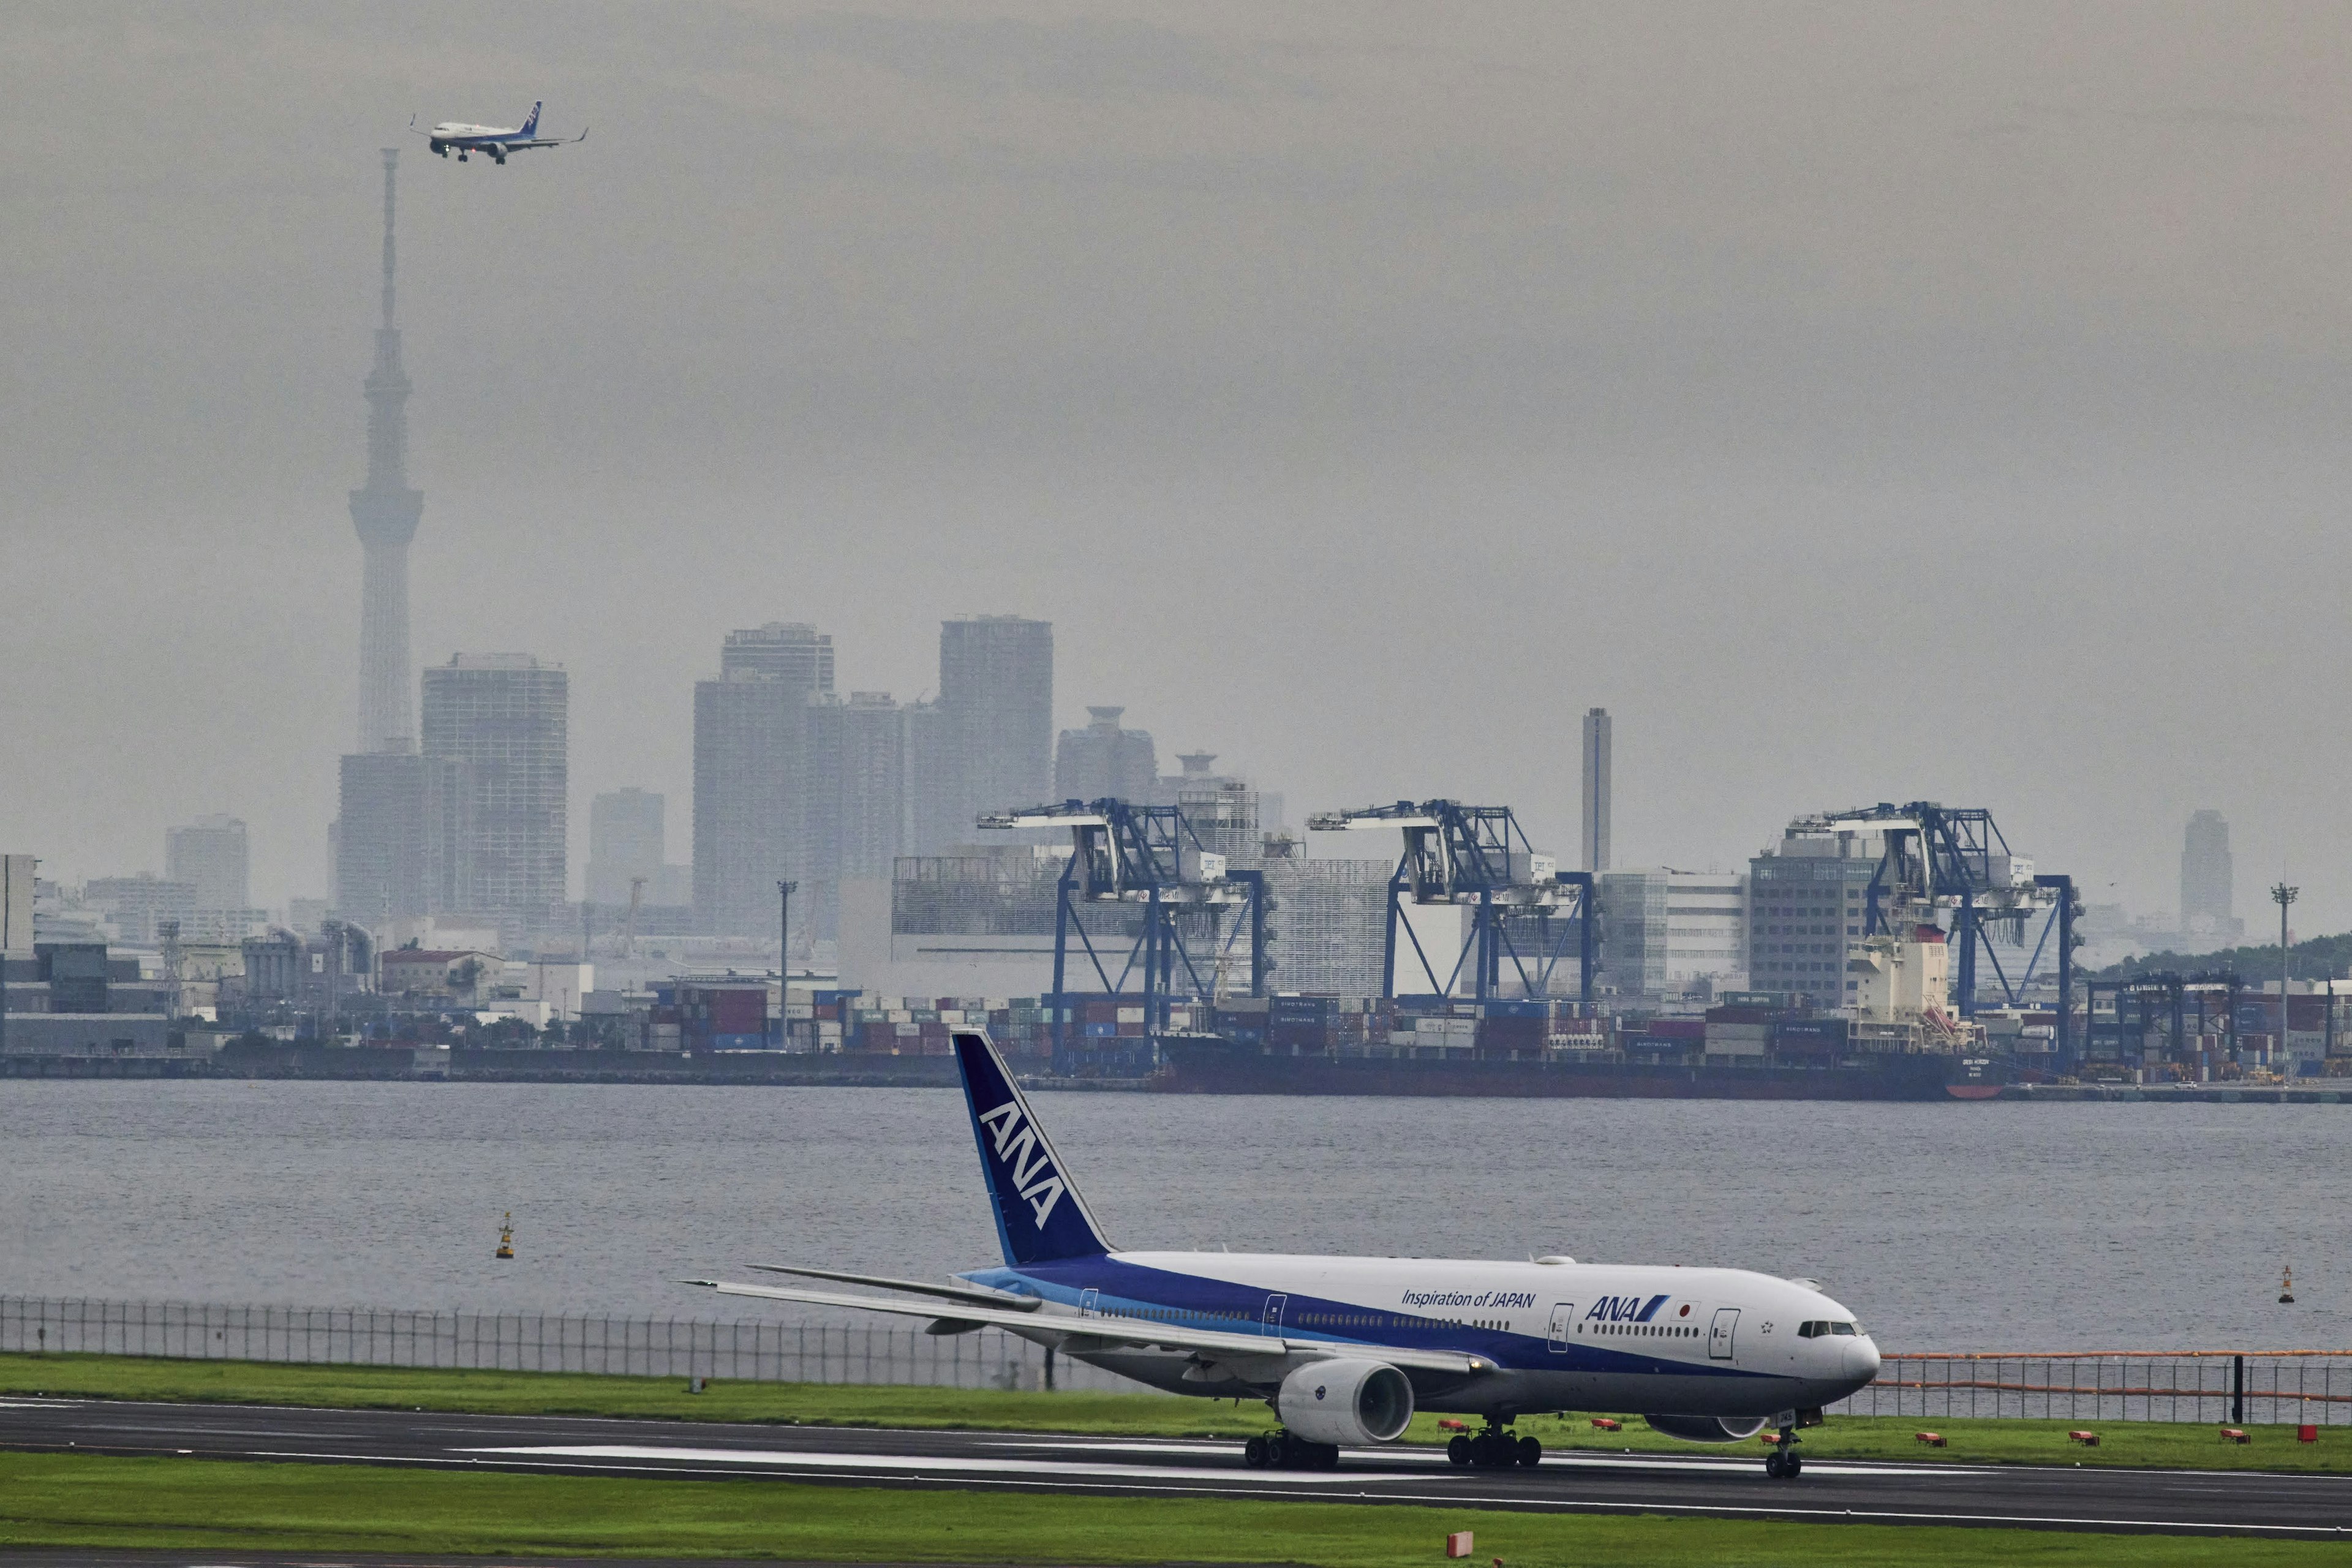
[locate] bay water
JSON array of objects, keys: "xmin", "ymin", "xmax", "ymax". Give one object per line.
[{"xmin": 2, "ymin": 1080, "xmax": 2342, "ymax": 1352}]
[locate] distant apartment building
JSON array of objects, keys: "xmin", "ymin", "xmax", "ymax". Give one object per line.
[
  {"xmin": 1747, "ymin": 826, "xmax": 1881, "ymax": 1002},
  {"xmin": 1581, "ymin": 707, "xmax": 1611, "ymax": 873},
  {"xmin": 586, "ymin": 789, "xmax": 688, "ymax": 908},
  {"xmin": 166, "ymin": 816, "xmax": 249, "ymax": 912},
  {"xmin": 336, "ymin": 752, "xmax": 472, "ymax": 925},
  {"xmin": 814, "ymin": 692, "xmax": 912, "ymax": 883},
  {"xmin": 1055, "ymin": 707, "xmax": 1158, "ymax": 804},
  {"xmin": 421, "ymin": 654, "xmax": 569, "ymax": 935},
  {"xmin": 1599, "ymin": 868, "xmax": 1745, "ymax": 999},
  {"xmin": 81, "ymin": 875, "xmax": 197, "ymax": 947},
  {"xmin": 934, "ymin": 615, "xmax": 1052, "ymax": 843},
  {"xmin": 2180, "ymin": 809, "xmax": 2241, "ymax": 937},
  {"xmin": 693, "ymin": 625, "xmax": 832, "ymax": 937}
]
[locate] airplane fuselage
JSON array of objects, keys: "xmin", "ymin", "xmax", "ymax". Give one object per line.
[{"xmin": 960, "ymin": 1251, "xmax": 1878, "ymax": 1420}]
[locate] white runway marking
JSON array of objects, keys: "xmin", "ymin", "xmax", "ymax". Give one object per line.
[
  {"xmin": 462, "ymin": 1442, "xmax": 1376, "ymax": 1485},
  {"xmin": 976, "ymin": 1438, "xmax": 1943, "ymax": 1479},
  {"xmin": 463, "ymin": 1441, "xmax": 1936, "ymax": 1483}
]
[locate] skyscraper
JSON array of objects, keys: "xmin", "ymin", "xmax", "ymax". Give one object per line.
[
  {"xmin": 720, "ymin": 622, "xmax": 835, "ymax": 688},
  {"xmin": 693, "ymin": 626, "xmax": 832, "ymax": 937},
  {"xmin": 938, "ymin": 615, "xmax": 1053, "ymax": 829},
  {"xmin": 421, "ymin": 655, "xmax": 569, "ymax": 933},
  {"xmin": 1580, "ymin": 707, "xmax": 1611, "ymax": 874},
  {"xmin": 335, "ymin": 753, "xmax": 471, "ymax": 925},
  {"xmin": 349, "ymin": 150, "xmax": 424, "ymax": 755},
  {"xmin": 165, "ymin": 815, "xmax": 249, "ymax": 911},
  {"xmin": 1055, "ymin": 706, "xmax": 1158, "ymax": 803},
  {"xmin": 818, "ymin": 693, "xmax": 911, "ymax": 882},
  {"xmin": 2181, "ymin": 809, "xmax": 2236, "ymax": 935},
  {"xmin": 586, "ymin": 788, "xmax": 666, "ymax": 907}
]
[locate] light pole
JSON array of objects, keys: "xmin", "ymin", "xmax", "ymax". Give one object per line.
[
  {"xmin": 777, "ymin": 880, "xmax": 799, "ymax": 978},
  {"xmin": 2272, "ymin": 881, "xmax": 2298, "ymax": 1071}
]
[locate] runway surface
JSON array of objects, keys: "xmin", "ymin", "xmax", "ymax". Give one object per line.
[{"xmin": 1, "ymin": 1396, "xmax": 2347, "ymax": 1538}]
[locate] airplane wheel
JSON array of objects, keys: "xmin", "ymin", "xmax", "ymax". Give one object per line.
[
  {"xmin": 1265, "ymin": 1433, "xmax": 1291, "ymax": 1468},
  {"xmin": 1783, "ymin": 1453, "xmax": 1803, "ymax": 1479},
  {"xmin": 1765, "ymin": 1450, "xmax": 1786, "ymax": 1479},
  {"xmin": 1447, "ymin": 1434, "xmax": 1471, "ymax": 1466},
  {"xmin": 1316, "ymin": 1442, "xmax": 1341, "ymax": 1469},
  {"xmin": 1517, "ymin": 1436, "xmax": 1542, "ymax": 1467},
  {"xmin": 1243, "ymin": 1436, "xmax": 1268, "ymax": 1468},
  {"xmin": 1468, "ymin": 1433, "xmax": 1494, "ymax": 1466}
]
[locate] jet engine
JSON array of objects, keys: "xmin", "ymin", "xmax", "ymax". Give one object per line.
[
  {"xmin": 1643, "ymin": 1414, "xmax": 1769, "ymax": 1442},
  {"xmin": 1275, "ymin": 1359, "xmax": 1414, "ymax": 1446}
]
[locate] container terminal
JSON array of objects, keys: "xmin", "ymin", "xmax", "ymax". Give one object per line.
[{"xmin": 9, "ymin": 794, "xmax": 2346, "ymax": 1099}]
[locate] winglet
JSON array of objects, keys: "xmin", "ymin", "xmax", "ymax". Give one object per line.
[{"xmin": 953, "ymin": 1031, "xmax": 1112, "ymax": 1267}]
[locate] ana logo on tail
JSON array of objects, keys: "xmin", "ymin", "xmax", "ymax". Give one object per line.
[{"xmin": 976, "ymin": 1099, "xmax": 1065, "ymax": 1226}]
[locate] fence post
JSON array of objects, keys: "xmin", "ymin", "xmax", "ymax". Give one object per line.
[{"xmin": 2232, "ymin": 1354, "xmax": 2245, "ymax": 1425}]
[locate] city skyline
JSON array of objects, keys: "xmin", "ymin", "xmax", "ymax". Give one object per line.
[{"xmin": 6, "ymin": 7, "xmax": 2347, "ymax": 929}]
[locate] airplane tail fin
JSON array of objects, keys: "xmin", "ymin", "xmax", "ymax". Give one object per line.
[
  {"xmin": 520, "ymin": 100, "xmax": 541, "ymax": 136},
  {"xmin": 952, "ymin": 1031, "xmax": 1112, "ymax": 1267}
]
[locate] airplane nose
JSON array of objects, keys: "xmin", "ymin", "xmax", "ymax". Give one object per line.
[{"xmin": 1846, "ymin": 1336, "xmax": 1881, "ymax": 1381}]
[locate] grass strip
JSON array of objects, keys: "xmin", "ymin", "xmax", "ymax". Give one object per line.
[
  {"xmin": 0, "ymin": 1450, "xmax": 2343, "ymax": 1567},
  {"xmin": 3, "ymin": 1351, "xmax": 2345, "ymax": 1472}
]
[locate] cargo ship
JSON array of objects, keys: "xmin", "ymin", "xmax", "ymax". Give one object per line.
[{"xmin": 1151, "ymin": 1031, "xmax": 2018, "ymax": 1101}]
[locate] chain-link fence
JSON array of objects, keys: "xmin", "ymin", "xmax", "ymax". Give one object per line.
[
  {"xmin": 1833, "ymin": 1352, "xmax": 2352, "ymax": 1425},
  {"xmin": 5, "ymin": 1297, "xmax": 2345, "ymax": 1423},
  {"xmin": 0, "ymin": 1295, "xmax": 1143, "ymax": 1393}
]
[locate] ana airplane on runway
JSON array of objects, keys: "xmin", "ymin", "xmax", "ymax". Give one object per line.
[
  {"xmin": 689, "ymin": 1033, "xmax": 1880, "ymax": 1477},
  {"xmin": 412, "ymin": 102, "xmax": 585, "ymax": 164}
]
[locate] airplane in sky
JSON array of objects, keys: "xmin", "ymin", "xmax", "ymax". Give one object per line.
[
  {"xmin": 689, "ymin": 1032, "xmax": 1881, "ymax": 1477},
  {"xmin": 410, "ymin": 102, "xmax": 585, "ymax": 164}
]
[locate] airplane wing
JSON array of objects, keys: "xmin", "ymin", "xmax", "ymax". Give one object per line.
[
  {"xmin": 745, "ymin": 1262, "xmax": 1042, "ymax": 1311},
  {"xmin": 685, "ymin": 1276, "xmax": 1490, "ymax": 1376},
  {"xmin": 505, "ymin": 129, "xmax": 587, "ymax": 151}
]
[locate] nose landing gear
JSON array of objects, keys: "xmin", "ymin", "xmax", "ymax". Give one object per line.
[
  {"xmin": 1446, "ymin": 1422, "xmax": 1541, "ymax": 1469},
  {"xmin": 1763, "ymin": 1422, "xmax": 1803, "ymax": 1479}
]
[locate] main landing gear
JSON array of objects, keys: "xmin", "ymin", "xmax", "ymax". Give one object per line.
[
  {"xmin": 1763, "ymin": 1422, "xmax": 1803, "ymax": 1479},
  {"xmin": 1244, "ymin": 1430, "xmax": 1339, "ymax": 1469},
  {"xmin": 1446, "ymin": 1422, "xmax": 1540, "ymax": 1469}
]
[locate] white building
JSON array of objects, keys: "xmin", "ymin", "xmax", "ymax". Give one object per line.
[{"xmin": 1600, "ymin": 869, "xmax": 1747, "ymax": 1000}]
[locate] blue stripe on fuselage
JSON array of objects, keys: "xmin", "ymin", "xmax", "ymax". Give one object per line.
[{"xmin": 959, "ymin": 1257, "xmax": 1769, "ymax": 1379}]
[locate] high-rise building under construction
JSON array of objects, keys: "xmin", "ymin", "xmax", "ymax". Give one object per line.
[{"xmin": 349, "ymin": 149, "xmax": 424, "ymax": 755}]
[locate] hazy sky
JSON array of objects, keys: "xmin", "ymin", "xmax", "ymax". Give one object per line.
[{"xmin": 7, "ymin": 1, "xmax": 2352, "ymax": 927}]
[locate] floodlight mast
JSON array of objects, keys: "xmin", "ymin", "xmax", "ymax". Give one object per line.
[
  {"xmin": 981, "ymin": 799, "xmax": 1266, "ymax": 1062},
  {"xmin": 1308, "ymin": 800, "xmax": 1594, "ymax": 1006}
]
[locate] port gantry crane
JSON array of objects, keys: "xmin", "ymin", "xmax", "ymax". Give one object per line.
[
  {"xmin": 1796, "ymin": 801, "xmax": 2081, "ymax": 1061},
  {"xmin": 1303, "ymin": 800, "xmax": 1595, "ymax": 1006},
  {"xmin": 976, "ymin": 799, "xmax": 1267, "ymax": 1060}
]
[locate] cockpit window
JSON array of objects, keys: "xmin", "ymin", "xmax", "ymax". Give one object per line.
[{"xmin": 1831, "ymin": 1321, "xmax": 1857, "ymax": 1336}]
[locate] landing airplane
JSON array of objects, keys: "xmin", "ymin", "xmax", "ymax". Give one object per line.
[
  {"xmin": 411, "ymin": 102, "xmax": 585, "ymax": 164},
  {"xmin": 688, "ymin": 1032, "xmax": 1880, "ymax": 1477}
]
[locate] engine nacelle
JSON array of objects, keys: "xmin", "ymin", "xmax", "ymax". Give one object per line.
[
  {"xmin": 1643, "ymin": 1414, "xmax": 1769, "ymax": 1443},
  {"xmin": 1275, "ymin": 1359, "xmax": 1414, "ymax": 1446}
]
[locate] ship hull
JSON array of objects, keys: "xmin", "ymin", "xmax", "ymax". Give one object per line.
[{"xmin": 1155, "ymin": 1040, "xmax": 1992, "ymax": 1102}]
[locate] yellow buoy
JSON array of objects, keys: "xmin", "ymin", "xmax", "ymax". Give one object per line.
[{"xmin": 496, "ymin": 1212, "xmax": 515, "ymax": 1261}]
